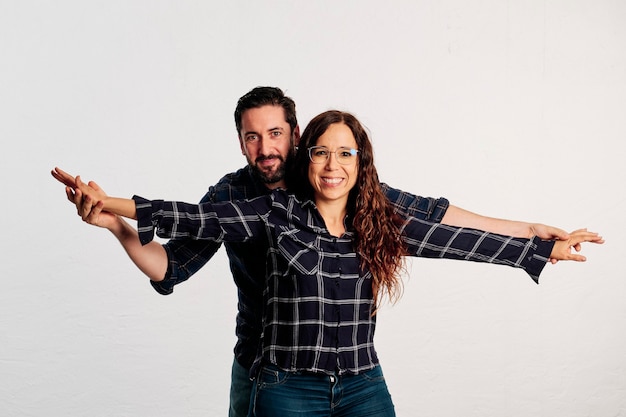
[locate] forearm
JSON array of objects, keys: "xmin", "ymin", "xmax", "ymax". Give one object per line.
[
  {"xmin": 442, "ymin": 205, "xmax": 534, "ymax": 238},
  {"xmin": 102, "ymin": 197, "xmax": 138, "ymax": 219},
  {"xmin": 108, "ymin": 215, "xmax": 168, "ymax": 281}
]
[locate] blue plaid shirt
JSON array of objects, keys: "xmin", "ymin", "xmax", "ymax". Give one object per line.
[
  {"xmin": 135, "ymin": 188, "xmax": 553, "ymax": 376},
  {"xmin": 152, "ymin": 167, "xmax": 451, "ymax": 370}
]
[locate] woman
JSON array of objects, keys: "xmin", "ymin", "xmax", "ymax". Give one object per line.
[{"xmin": 57, "ymin": 111, "xmax": 602, "ymax": 417}]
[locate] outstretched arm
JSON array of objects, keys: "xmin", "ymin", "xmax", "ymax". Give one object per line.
[
  {"xmin": 442, "ymin": 204, "xmax": 577, "ymax": 264},
  {"xmin": 401, "ymin": 215, "xmax": 603, "ymax": 283},
  {"xmin": 442, "ymin": 205, "xmax": 570, "ymax": 240},
  {"xmin": 380, "ymin": 183, "xmax": 571, "ymax": 263},
  {"xmin": 53, "ymin": 167, "xmax": 269, "ymax": 245}
]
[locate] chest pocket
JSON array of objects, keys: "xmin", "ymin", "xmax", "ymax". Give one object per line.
[{"xmin": 275, "ymin": 227, "xmax": 320, "ymax": 275}]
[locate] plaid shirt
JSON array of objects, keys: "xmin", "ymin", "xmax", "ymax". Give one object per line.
[
  {"xmin": 151, "ymin": 166, "xmax": 451, "ymax": 370},
  {"xmin": 134, "ymin": 189, "xmax": 553, "ymax": 376}
]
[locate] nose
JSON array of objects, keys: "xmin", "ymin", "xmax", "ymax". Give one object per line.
[
  {"xmin": 324, "ymin": 151, "xmax": 340, "ymax": 169},
  {"xmin": 258, "ymin": 137, "xmax": 272, "ymax": 156}
]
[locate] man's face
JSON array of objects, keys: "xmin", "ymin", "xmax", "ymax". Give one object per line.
[{"xmin": 239, "ymin": 105, "xmax": 298, "ymax": 188}]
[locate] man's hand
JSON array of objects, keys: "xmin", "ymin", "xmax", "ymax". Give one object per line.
[{"xmin": 529, "ymin": 223, "xmax": 569, "ymax": 241}]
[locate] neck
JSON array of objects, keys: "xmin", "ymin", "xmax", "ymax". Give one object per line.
[
  {"xmin": 315, "ymin": 197, "xmax": 348, "ymax": 237},
  {"xmin": 265, "ymin": 180, "xmax": 287, "ymax": 190}
]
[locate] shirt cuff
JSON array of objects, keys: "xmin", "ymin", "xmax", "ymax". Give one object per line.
[
  {"xmin": 431, "ymin": 198, "xmax": 450, "ymax": 223},
  {"xmin": 132, "ymin": 195, "xmax": 156, "ymax": 246},
  {"xmin": 148, "ymin": 244, "xmax": 176, "ymax": 295},
  {"xmin": 525, "ymin": 237, "xmax": 556, "ymax": 284}
]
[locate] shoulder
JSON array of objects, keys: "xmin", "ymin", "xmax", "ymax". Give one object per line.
[
  {"xmin": 202, "ymin": 166, "xmax": 264, "ymax": 203},
  {"xmin": 266, "ymin": 188, "xmax": 311, "ymax": 211}
]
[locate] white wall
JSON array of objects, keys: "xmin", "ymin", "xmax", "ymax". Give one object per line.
[{"xmin": 2, "ymin": 1, "xmax": 624, "ymax": 416}]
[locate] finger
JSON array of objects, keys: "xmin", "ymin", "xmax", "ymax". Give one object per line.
[
  {"xmin": 75, "ymin": 176, "xmax": 88, "ymax": 194},
  {"xmin": 64, "ymin": 186, "xmax": 75, "ymax": 203},
  {"xmin": 566, "ymin": 253, "xmax": 587, "ymax": 262},
  {"xmin": 65, "ymin": 186, "xmax": 83, "ymax": 218},
  {"xmin": 69, "ymin": 186, "xmax": 84, "ymax": 215},
  {"xmin": 569, "ymin": 230, "xmax": 600, "ymax": 242},
  {"xmin": 80, "ymin": 194, "xmax": 95, "ymax": 221},
  {"xmin": 90, "ymin": 201, "xmax": 104, "ymax": 220},
  {"xmin": 85, "ymin": 200, "xmax": 104, "ymax": 224},
  {"xmin": 552, "ymin": 227, "xmax": 570, "ymax": 240},
  {"xmin": 88, "ymin": 180, "xmax": 102, "ymax": 192},
  {"xmin": 51, "ymin": 167, "xmax": 77, "ymax": 188},
  {"xmin": 72, "ymin": 187, "xmax": 83, "ymax": 204},
  {"xmin": 52, "ymin": 170, "xmax": 74, "ymax": 188},
  {"xmin": 588, "ymin": 234, "xmax": 605, "ymax": 244},
  {"xmin": 582, "ymin": 232, "xmax": 604, "ymax": 243},
  {"xmin": 73, "ymin": 188, "xmax": 86, "ymax": 215}
]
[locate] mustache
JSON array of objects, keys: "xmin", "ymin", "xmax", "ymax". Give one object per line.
[{"xmin": 255, "ymin": 154, "xmax": 284, "ymax": 163}]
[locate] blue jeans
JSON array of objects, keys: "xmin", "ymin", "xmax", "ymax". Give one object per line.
[
  {"xmin": 250, "ymin": 364, "xmax": 395, "ymax": 417},
  {"xmin": 229, "ymin": 358, "xmax": 253, "ymax": 417}
]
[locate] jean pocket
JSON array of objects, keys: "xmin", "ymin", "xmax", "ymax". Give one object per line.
[{"xmin": 257, "ymin": 364, "xmax": 290, "ymax": 388}]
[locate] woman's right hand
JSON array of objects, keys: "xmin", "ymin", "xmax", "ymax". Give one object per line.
[{"xmin": 549, "ymin": 229, "xmax": 604, "ymax": 261}]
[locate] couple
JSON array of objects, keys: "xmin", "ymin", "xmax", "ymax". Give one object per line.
[{"xmin": 53, "ymin": 87, "xmax": 602, "ymax": 417}]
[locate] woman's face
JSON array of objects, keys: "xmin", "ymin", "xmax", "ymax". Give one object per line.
[{"xmin": 307, "ymin": 122, "xmax": 359, "ymax": 206}]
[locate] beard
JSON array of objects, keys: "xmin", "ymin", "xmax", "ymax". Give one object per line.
[{"xmin": 250, "ymin": 154, "xmax": 288, "ymax": 184}]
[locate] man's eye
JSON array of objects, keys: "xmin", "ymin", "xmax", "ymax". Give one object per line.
[
  {"xmin": 271, "ymin": 131, "xmax": 282, "ymax": 137},
  {"xmin": 245, "ymin": 135, "xmax": 258, "ymax": 142}
]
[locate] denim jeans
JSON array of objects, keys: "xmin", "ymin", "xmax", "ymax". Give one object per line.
[
  {"xmin": 229, "ymin": 358, "xmax": 254, "ymax": 417},
  {"xmin": 250, "ymin": 364, "xmax": 395, "ymax": 417}
]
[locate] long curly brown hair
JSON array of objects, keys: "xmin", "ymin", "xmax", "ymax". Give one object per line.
[{"xmin": 288, "ymin": 110, "xmax": 407, "ymax": 307}]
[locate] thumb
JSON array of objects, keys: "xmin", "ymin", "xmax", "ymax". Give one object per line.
[{"xmin": 88, "ymin": 180, "xmax": 103, "ymax": 192}]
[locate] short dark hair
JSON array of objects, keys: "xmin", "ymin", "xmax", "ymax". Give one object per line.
[{"xmin": 234, "ymin": 86, "xmax": 298, "ymax": 136}]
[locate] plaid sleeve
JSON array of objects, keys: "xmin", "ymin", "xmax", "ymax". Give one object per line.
[
  {"xmin": 150, "ymin": 186, "xmax": 224, "ymax": 295},
  {"xmin": 133, "ymin": 194, "xmax": 271, "ymax": 244},
  {"xmin": 150, "ymin": 239, "xmax": 221, "ymax": 295},
  {"xmin": 380, "ymin": 183, "xmax": 449, "ymax": 222},
  {"xmin": 400, "ymin": 216, "xmax": 555, "ymax": 283},
  {"xmin": 134, "ymin": 195, "xmax": 157, "ymax": 245}
]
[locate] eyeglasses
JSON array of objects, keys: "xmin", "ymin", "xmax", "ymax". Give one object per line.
[{"xmin": 307, "ymin": 146, "xmax": 359, "ymax": 165}]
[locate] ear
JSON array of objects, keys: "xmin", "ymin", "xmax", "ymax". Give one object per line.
[
  {"xmin": 293, "ymin": 125, "xmax": 301, "ymax": 146},
  {"xmin": 238, "ymin": 136, "xmax": 246, "ymax": 155}
]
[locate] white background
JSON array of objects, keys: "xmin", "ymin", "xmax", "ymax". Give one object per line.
[{"xmin": 2, "ymin": 1, "xmax": 624, "ymax": 416}]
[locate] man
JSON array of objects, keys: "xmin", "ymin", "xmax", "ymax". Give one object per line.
[{"xmin": 55, "ymin": 86, "xmax": 570, "ymax": 417}]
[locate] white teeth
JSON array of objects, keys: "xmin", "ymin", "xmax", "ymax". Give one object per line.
[{"xmin": 322, "ymin": 178, "xmax": 342, "ymax": 184}]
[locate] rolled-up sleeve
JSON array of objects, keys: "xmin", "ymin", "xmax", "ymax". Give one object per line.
[
  {"xmin": 381, "ymin": 183, "xmax": 449, "ymax": 222},
  {"xmin": 134, "ymin": 195, "xmax": 158, "ymax": 245}
]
